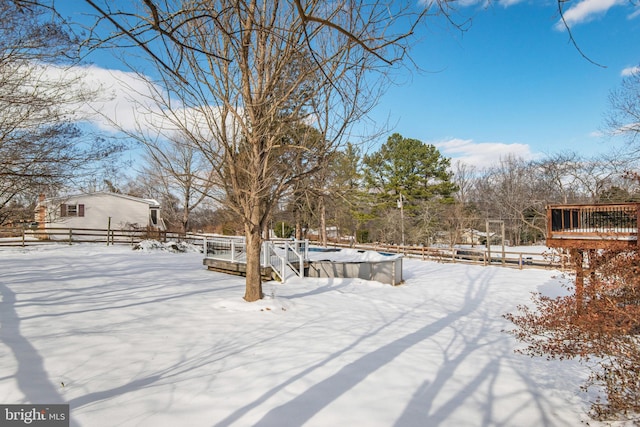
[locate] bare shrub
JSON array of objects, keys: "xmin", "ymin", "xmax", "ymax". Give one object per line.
[{"xmin": 505, "ymin": 249, "xmax": 640, "ymax": 422}]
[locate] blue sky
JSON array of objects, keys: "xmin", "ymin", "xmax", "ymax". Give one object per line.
[
  {"xmin": 57, "ymin": 0, "xmax": 640, "ymax": 169},
  {"xmin": 367, "ymin": 0, "xmax": 640, "ymax": 167}
]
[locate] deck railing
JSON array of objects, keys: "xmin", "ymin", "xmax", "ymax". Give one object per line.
[
  {"xmin": 203, "ymin": 236, "xmax": 309, "ymax": 282},
  {"xmin": 547, "ymin": 203, "xmax": 640, "ymax": 245},
  {"xmin": 204, "ymin": 236, "xmax": 247, "ymax": 262}
]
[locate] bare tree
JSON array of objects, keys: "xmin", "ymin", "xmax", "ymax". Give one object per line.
[
  {"xmin": 506, "ymin": 248, "xmax": 640, "ymax": 422},
  {"xmin": 534, "ymin": 152, "xmax": 585, "ymax": 205},
  {"xmin": 540, "ymin": 152, "xmax": 634, "ymax": 203},
  {"xmin": 326, "ymin": 143, "xmax": 365, "ymax": 244},
  {"xmin": 77, "ymin": 0, "xmax": 448, "ymax": 301},
  {"xmin": 0, "ymin": 1, "xmax": 121, "ymax": 224},
  {"xmin": 607, "ymin": 66, "xmax": 640, "ymax": 148},
  {"xmin": 140, "ymin": 133, "xmax": 213, "ymax": 232},
  {"xmin": 473, "ymin": 155, "xmax": 545, "ymax": 245},
  {"xmin": 442, "ymin": 161, "xmax": 479, "ymax": 247}
]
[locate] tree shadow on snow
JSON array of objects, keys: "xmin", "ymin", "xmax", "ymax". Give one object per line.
[
  {"xmin": 0, "ymin": 250, "xmax": 235, "ymax": 427},
  {"xmin": 0, "ymin": 283, "xmax": 83, "ymax": 427},
  {"xmin": 218, "ymin": 266, "xmax": 576, "ymax": 427},
  {"xmin": 215, "ymin": 268, "xmax": 494, "ymax": 427}
]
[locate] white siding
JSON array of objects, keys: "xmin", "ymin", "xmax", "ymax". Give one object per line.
[{"xmin": 44, "ymin": 193, "xmax": 156, "ymax": 230}]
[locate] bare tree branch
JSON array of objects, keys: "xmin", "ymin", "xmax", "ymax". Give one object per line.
[{"xmin": 556, "ymin": 0, "xmax": 606, "ymax": 68}]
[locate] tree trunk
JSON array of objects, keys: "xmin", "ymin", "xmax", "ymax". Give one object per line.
[
  {"xmin": 244, "ymin": 198, "xmax": 264, "ymax": 302},
  {"xmin": 244, "ymin": 225, "xmax": 263, "ymax": 302},
  {"xmin": 319, "ymin": 193, "xmax": 327, "ymax": 247},
  {"xmin": 295, "ymin": 210, "xmax": 303, "ymax": 240},
  {"xmin": 182, "ymin": 207, "xmax": 189, "ymax": 233}
]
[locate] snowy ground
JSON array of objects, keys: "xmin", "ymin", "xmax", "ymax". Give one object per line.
[{"xmin": 0, "ymin": 243, "xmax": 627, "ymax": 426}]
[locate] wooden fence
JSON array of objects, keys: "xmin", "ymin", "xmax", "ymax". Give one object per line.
[
  {"xmin": 0, "ymin": 227, "xmax": 204, "ymax": 247},
  {"xmin": 318, "ymin": 241, "xmax": 569, "ymax": 271},
  {"xmin": 0, "ymin": 227, "xmax": 567, "ymax": 271}
]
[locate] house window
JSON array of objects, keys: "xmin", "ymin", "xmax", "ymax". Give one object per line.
[
  {"xmin": 61, "ymin": 204, "xmax": 85, "ymax": 217},
  {"xmin": 66, "ymin": 204, "xmax": 77, "ymax": 216}
]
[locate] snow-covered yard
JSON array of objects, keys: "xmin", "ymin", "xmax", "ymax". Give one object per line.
[{"xmin": 0, "ymin": 243, "xmax": 624, "ymax": 426}]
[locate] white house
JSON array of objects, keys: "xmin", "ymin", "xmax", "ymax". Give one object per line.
[
  {"xmin": 460, "ymin": 229, "xmax": 491, "ymax": 245},
  {"xmin": 36, "ymin": 192, "xmax": 165, "ymax": 231}
]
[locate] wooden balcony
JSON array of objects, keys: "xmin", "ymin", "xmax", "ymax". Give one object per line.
[{"xmin": 546, "ymin": 203, "xmax": 640, "ymax": 250}]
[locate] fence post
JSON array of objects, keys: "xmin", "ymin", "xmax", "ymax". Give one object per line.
[
  {"xmin": 68, "ymin": 229, "xmax": 72, "ymax": 245},
  {"xmin": 261, "ymin": 241, "xmax": 265, "ymax": 266},
  {"xmin": 22, "ymin": 229, "xmax": 25, "ymax": 247},
  {"xmin": 299, "ymin": 241, "xmax": 305, "ymax": 277},
  {"xmin": 519, "ymin": 253, "xmax": 523, "ymax": 270},
  {"xmin": 231, "ymin": 239, "xmax": 235, "ymax": 263},
  {"xmin": 501, "ymin": 222, "xmax": 506, "ymax": 266}
]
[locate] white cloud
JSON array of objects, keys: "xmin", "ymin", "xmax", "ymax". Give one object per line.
[
  {"xmin": 497, "ymin": 0, "xmax": 525, "ymax": 6},
  {"xmin": 554, "ymin": 0, "xmax": 625, "ymax": 30},
  {"xmin": 73, "ymin": 65, "xmax": 171, "ymax": 134},
  {"xmin": 436, "ymin": 138, "xmax": 539, "ymax": 169},
  {"xmin": 37, "ymin": 64, "xmax": 244, "ymax": 143},
  {"xmin": 35, "ymin": 63, "xmax": 170, "ymax": 134},
  {"xmin": 621, "ymin": 66, "xmax": 640, "ymax": 76},
  {"xmin": 421, "ymin": 0, "xmax": 522, "ymax": 8}
]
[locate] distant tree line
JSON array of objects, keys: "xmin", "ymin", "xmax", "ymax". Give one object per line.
[
  {"xmin": 221, "ymin": 135, "xmax": 637, "ymax": 249},
  {"xmin": 116, "ymin": 128, "xmax": 640, "ymax": 249}
]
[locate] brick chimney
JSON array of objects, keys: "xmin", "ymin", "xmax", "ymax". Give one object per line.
[{"xmin": 37, "ymin": 193, "xmax": 46, "ymax": 229}]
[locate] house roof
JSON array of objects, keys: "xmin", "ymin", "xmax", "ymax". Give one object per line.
[
  {"xmin": 39, "ymin": 192, "xmax": 160, "ymax": 207},
  {"xmin": 465, "ymin": 229, "xmax": 495, "ymax": 237}
]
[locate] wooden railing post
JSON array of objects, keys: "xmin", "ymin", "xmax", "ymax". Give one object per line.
[
  {"xmin": 637, "ymin": 204, "xmax": 640, "ymax": 247},
  {"xmin": 571, "ymin": 248, "xmax": 585, "ymax": 315},
  {"xmin": 546, "ymin": 205, "xmax": 552, "ymax": 239}
]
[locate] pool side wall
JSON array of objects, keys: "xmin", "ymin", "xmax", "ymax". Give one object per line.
[{"xmin": 306, "ymin": 257, "xmax": 403, "ymax": 286}]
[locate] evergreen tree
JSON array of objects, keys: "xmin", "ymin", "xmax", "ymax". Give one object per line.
[
  {"xmin": 363, "ymin": 133, "xmax": 457, "ymax": 212},
  {"xmin": 362, "ymin": 133, "xmax": 458, "ymax": 244}
]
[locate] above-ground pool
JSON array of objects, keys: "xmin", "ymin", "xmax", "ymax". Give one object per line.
[{"xmin": 305, "ymin": 248, "xmax": 403, "ymax": 286}]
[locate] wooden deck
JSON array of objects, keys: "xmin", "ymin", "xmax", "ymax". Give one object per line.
[
  {"xmin": 203, "ymin": 258, "xmax": 275, "ymax": 282},
  {"xmin": 546, "ymin": 203, "xmax": 640, "ymax": 250}
]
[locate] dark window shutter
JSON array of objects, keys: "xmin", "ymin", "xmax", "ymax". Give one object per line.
[
  {"xmin": 78, "ymin": 204, "xmax": 85, "ymax": 217},
  {"xmin": 60, "ymin": 204, "xmax": 67, "ymax": 217}
]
